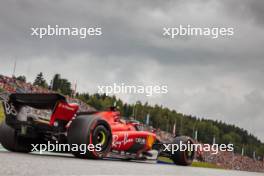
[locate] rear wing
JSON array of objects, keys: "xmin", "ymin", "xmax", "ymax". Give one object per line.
[
  {"xmin": 0, "ymin": 93, "xmax": 66, "ymax": 120},
  {"xmin": 7, "ymin": 93, "xmax": 66, "ymax": 109}
]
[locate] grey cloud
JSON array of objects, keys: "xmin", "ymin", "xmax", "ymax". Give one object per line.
[{"xmin": 0, "ymin": 0, "xmax": 264, "ymax": 141}]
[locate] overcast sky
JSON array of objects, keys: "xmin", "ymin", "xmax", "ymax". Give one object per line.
[{"xmin": 0, "ymin": 0, "xmax": 264, "ymax": 142}]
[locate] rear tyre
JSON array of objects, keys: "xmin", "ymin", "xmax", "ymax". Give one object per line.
[
  {"xmin": 170, "ymin": 136, "xmax": 195, "ymax": 166},
  {"xmin": 67, "ymin": 115, "xmax": 112, "ymax": 159},
  {"xmin": 0, "ymin": 121, "xmax": 32, "ymax": 153}
]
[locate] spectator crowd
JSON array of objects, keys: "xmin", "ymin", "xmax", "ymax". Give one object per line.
[
  {"xmin": 202, "ymin": 145, "xmax": 264, "ymax": 172},
  {"xmin": 0, "ymin": 75, "xmax": 94, "ymax": 112}
]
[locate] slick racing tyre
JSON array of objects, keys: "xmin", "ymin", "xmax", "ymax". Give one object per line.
[
  {"xmin": 0, "ymin": 121, "xmax": 32, "ymax": 153},
  {"xmin": 67, "ymin": 115, "xmax": 112, "ymax": 159},
  {"xmin": 170, "ymin": 136, "xmax": 195, "ymax": 166}
]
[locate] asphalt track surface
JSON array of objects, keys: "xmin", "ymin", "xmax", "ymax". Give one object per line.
[{"xmin": 0, "ymin": 148, "xmax": 263, "ymax": 176}]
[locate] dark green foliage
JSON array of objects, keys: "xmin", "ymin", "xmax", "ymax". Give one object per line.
[
  {"xmin": 33, "ymin": 72, "xmax": 48, "ymax": 88},
  {"xmin": 16, "ymin": 75, "xmax": 26, "ymax": 82},
  {"xmin": 51, "ymin": 74, "xmax": 72, "ymax": 96}
]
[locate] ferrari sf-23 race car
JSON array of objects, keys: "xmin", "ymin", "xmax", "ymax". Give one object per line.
[{"xmin": 0, "ymin": 93, "xmax": 194, "ymax": 165}]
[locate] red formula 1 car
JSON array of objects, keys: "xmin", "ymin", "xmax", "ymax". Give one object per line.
[{"xmin": 0, "ymin": 93, "xmax": 194, "ymax": 165}]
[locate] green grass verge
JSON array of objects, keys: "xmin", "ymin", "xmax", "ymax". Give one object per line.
[
  {"xmin": 158, "ymin": 157, "xmax": 222, "ymax": 169},
  {"xmin": 158, "ymin": 156, "xmax": 174, "ymax": 163},
  {"xmin": 192, "ymin": 161, "xmax": 223, "ymax": 169}
]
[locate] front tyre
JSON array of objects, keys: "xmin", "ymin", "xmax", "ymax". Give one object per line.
[
  {"xmin": 67, "ymin": 115, "xmax": 112, "ymax": 159},
  {"xmin": 170, "ymin": 136, "xmax": 195, "ymax": 166}
]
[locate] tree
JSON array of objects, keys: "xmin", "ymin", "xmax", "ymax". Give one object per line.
[
  {"xmin": 16, "ymin": 75, "xmax": 26, "ymax": 82},
  {"xmin": 33, "ymin": 72, "xmax": 48, "ymax": 88},
  {"xmin": 51, "ymin": 74, "xmax": 72, "ymax": 96},
  {"xmin": 196, "ymin": 122, "xmax": 220, "ymax": 144},
  {"xmin": 256, "ymin": 144, "xmax": 264, "ymax": 158},
  {"xmin": 59, "ymin": 78, "xmax": 72, "ymax": 96},
  {"xmin": 51, "ymin": 74, "xmax": 61, "ymax": 91}
]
